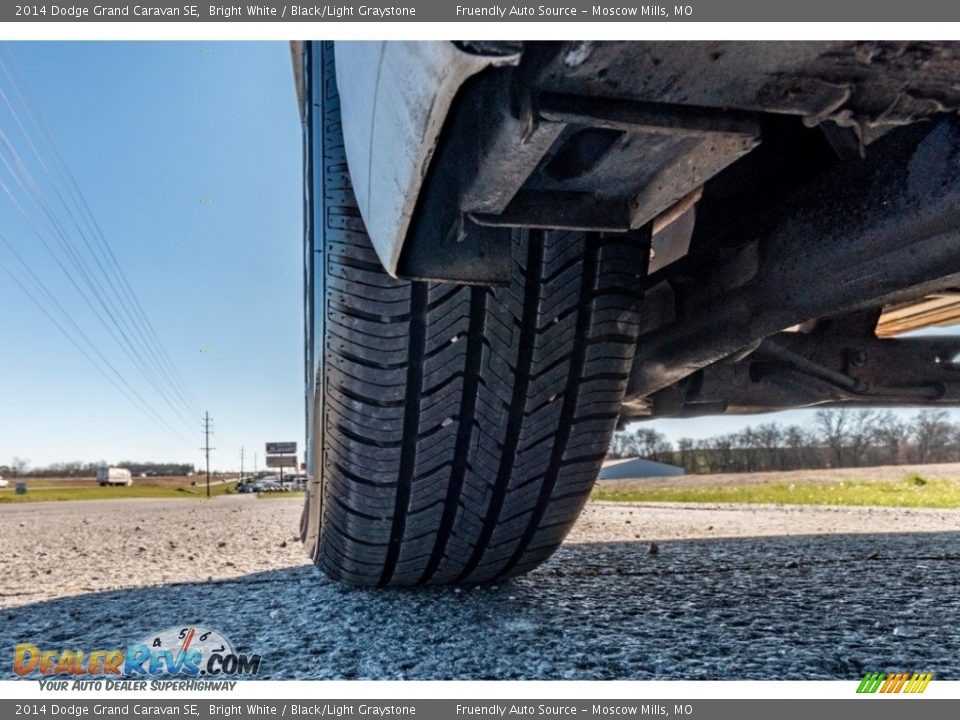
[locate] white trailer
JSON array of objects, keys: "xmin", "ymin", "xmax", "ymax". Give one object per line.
[{"xmin": 96, "ymin": 467, "xmax": 132, "ymax": 487}]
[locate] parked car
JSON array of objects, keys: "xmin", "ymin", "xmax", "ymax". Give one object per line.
[
  {"xmin": 0, "ymin": 476, "xmax": 8, "ymax": 488},
  {"xmin": 295, "ymin": 40, "xmax": 960, "ymax": 586},
  {"xmin": 256, "ymin": 480, "xmax": 285, "ymax": 493}
]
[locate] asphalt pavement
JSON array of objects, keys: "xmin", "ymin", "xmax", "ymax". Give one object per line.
[{"xmin": 2, "ymin": 496, "xmax": 959, "ymax": 680}]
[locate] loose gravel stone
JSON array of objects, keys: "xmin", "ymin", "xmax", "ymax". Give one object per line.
[{"xmin": 0, "ymin": 496, "xmax": 958, "ymax": 679}]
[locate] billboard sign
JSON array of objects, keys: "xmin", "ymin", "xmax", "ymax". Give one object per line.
[
  {"xmin": 266, "ymin": 442, "xmax": 297, "ymax": 454},
  {"xmin": 266, "ymin": 455, "xmax": 297, "ymax": 468}
]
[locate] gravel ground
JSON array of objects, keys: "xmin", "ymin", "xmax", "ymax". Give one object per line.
[{"xmin": 2, "ymin": 496, "xmax": 959, "ymax": 679}]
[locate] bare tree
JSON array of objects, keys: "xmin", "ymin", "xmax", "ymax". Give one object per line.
[
  {"xmin": 911, "ymin": 409, "xmax": 954, "ymax": 463},
  {"xmin": 755, "ymin": 423, "xmax": 785, "ymax": 470},
  {"xmin": 814, "ymin": 409, "xmax": 849, "ymax": 466},
  {"xmin": 632, "ymin": 428, "xmax": 672, "ymax": 460},
  {"xmin": 10, "ymin": 457, "xmax": 29, "ymax": 477},
  {"xmin": 873, "ymin": 412, "xmax": 910, "ymax": 465},
  {"xmin": 735, "ymin": 427, "xmax": 760, "ymax": 472},
  {"xmin": 607, "ymin": 431, "xmax": 637, "ymax": 459},
  {"xmin": 677, "ymin": 437, "xmax": 696, "ymax": 470},
  {"xmin": 608, "ymin": 408, "xmax": 960, "ymax": 473},
  {"xmin": 847, "ymin": 410, "xmax": 879, "ymax": 467},
  {"xmin": 783, "ymin": 424, "xmax": 811, "ymax": 469}
]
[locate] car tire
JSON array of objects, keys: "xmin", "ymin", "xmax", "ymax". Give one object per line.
[{"xmin": 302, "ymin": 42, "xmax": 648, "ymax": 586}]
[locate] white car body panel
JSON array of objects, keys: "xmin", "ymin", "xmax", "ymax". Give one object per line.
[{"xmin": 334, "ymin": 41, "xmax": 519, "ymax": 277}]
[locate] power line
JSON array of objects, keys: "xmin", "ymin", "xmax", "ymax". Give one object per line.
[
  {"xmin": 0, "ymin": 227, "xmax": 193, "ymax": 445},
  {"xmin": 0, "ymin": 47, "xmax": 204, "ymax": 440},
  {"xmin": 0, "ymin": 155, "xmax": 199, "ymax": 432},
  {"xmin": 0, "ymin": 46, "xmax": 199, "ymax": 420},
  {"xmin": 0, "ymin": 53, "xmax": 203, "ymax": 418},
  {"xmin": 0, "ymin": 252, "xmax": 194, "ymax": 446},
  {"xmin": 0, "ymin": 122, "xmax": 201, "ymax": 421},
  {"xmin": 0, "ymin": 117, "xmax": 199, "ymax": 430}
]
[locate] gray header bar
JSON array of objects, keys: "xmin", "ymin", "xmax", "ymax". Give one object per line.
[
  {"xmin": 2, "ymin": 699, "xmax": 959, "ymax": 720},
  {"xmin": 5, "ymin": 1, "xmax": 960, "ymax": 22}
]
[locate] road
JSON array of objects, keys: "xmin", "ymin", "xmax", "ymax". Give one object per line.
[{"xmin": 2, "ymin": 496, "xmax": 959, "ymax": 679}]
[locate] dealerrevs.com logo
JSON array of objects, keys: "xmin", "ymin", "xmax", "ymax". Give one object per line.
[
  {"xmin": 14, "ymin": 626, "xmax": 261, "ymax": 688},
  {"xmin": 857, "ymin": 672, "xmax": 933, "ymax": 694}
]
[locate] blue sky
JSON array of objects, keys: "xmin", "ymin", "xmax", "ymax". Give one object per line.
[
  {"xmin": 0, "ymin": 41, "xmax": 956, "ymax": 473},
  {"xmin": 0, "ymin": 42, "xmax": 302, "ymax": 472}
]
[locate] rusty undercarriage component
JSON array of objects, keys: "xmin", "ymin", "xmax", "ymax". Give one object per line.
[{"xmin": 623, "ymin": 118, "xmax": 960, "ymax": 418}]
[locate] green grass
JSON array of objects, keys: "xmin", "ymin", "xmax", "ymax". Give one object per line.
[
  {"xmin": 591, "ymin": 475, "xmax": 960, "ymax": 509},
  {"xmin": 9, "ymin": 475, "xmax": 955, "ymax": 508},
  {"xmin": 0, "ymin": 483, "xmax": 236, "ymax": 503}
]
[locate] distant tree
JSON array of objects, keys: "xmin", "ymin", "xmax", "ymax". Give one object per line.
[
  {"xmin": 632, "ymin": 428, "xmax": 672, "ymax": 460},
  {"xmin": 600, "ymin": 408, "xmax": 960, "ymax": 473},
  {"xmin": 755, "ymin": 423, "xmax": 785, "ymax": 470},
  {"xmin": 732, "ymin": 427, "xmax": 754, "ymax": 471},
  {"xmin": 847, "ymin": 410, "xmax": 879, "ymax": 467},
  {"xmin": 607, "ymin": 431, "xmax": 637, "ymax": 459},
  {"xmin": 783, "ymin": 424, "xmax": 811, "ymax": 470},
  {"xmin": 676, "ymin": 437, "xmax": 696, "ymax": 470},
  {"xmin": 911, "ymin": 409, "xmax": 954, "ymax": 463},
  {"xmin": 815, "ymin": 409, "xmax": 849, "ymax": 466},
  {"xmin": 10, "ymin": 457, "xmax": 29, "ymax": 477},
  {"xmin": 873, "ymin": 412, "xmax": 910, "ymax": 465},
  {"xmin": 704, "ymin": 434, "xmax": 735, "ymax": 473}
]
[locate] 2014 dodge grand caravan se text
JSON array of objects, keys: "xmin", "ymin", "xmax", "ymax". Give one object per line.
[{"xmin": 293, "ymin": 40, "xmax": 960, "ymax": 586}]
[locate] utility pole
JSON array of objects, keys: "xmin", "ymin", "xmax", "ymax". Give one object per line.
[
  {"xmin": 240, "ymin": 446, "xmax": 245, "ymax": 482},
  {"xmin": 201, "ymin": 412, "xmax": 215, "ymax": 498}
]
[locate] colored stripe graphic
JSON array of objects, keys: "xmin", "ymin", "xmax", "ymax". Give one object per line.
[
  {"xmin": 913, "ymin": 673, "xmax": 933, "ymax": 693},
  {"xmin": 857, "ymin": 672, "xmax": 884, "ymax": 693},
  {"xmin": 857, "ymin": 672, "xmax": 932, "ymax": 693}
]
